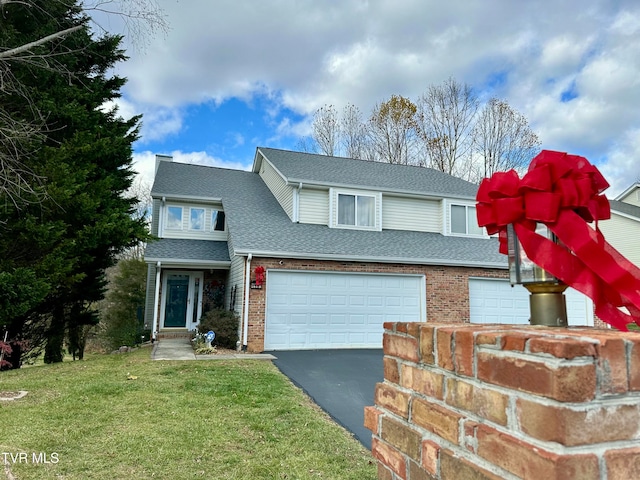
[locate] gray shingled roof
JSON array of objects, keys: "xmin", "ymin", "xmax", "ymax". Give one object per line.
[
  {"xmin": 257, "ymin": 147, "xmax": 480, "ymax": 199},
  {"xmin": 610, "ymin": 200, "xmax": 640, "ymax": 219},
  {"xmin": 149, "ymin": 153, "xmax": 506, "ymax": 268},
  {"xmin": 145, "ymin": 238, "xmax": 230, "ymax": 263}
]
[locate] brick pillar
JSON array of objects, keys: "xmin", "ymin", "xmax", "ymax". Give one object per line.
[{"xmin": 365, "ymin": 323, "xmax": 640, "ymax": 480}]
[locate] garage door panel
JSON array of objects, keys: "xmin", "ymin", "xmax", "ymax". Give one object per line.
[
  {"xmin": 265, "ymin": 271, "xmax": 424, "ymax": 350},
  {"xmin": 311, "ymin": 295, "xmax": 328, "ymax": 306},
  {"xmin": 331, "ymin": 295, "xmax": 347, "ymax": 306},
  {"xmin": 469, "ymin": 278, "xmax": 593, "ymax": 326},
  {"xmin": 349, "ymin": 296, "xmax": 365, "ymax": 306},
  {"xmin": 368, "ymin": 296, "xmax": 384, "ymax": 307}
]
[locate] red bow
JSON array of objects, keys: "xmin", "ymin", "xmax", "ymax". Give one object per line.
[{"xmin": 476, "ymin": 150, "xmax": 640, "ymax": 330}]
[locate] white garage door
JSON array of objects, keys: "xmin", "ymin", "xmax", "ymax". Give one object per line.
[
  {"xmin": 469, "ymin": 278, "xmax": 593, "ymax": 326},
  {"xmin": 264, "ymin": 271, "xmax": 425, "ymax": 350}
]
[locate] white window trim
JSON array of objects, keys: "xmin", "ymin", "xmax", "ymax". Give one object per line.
[
  {"xmin": 445, "ymin": 200, "xmax": 486, "ymax": 237},
  {"xmin": 330, "ymin": 188, "xmax": 382, "ymax": 231},
  {"xmin": 165, "ymin": 205, "xmax": 184, "ymax": 231},
  {"xmin": 211, "ymin": 209, "xmax": 226, "ymax": 232},
  {"xmin": 189, "ymin": 207, "xmax": 205, "ymax": 231}
]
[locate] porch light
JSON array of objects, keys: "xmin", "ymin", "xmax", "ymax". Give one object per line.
[{"xmin": 507, "ymin": 224, "xmax": 568, "ymax": 327}]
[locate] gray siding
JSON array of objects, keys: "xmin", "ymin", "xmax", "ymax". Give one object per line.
[
  {"xmin": 260, "ymin": 159, "xmax": 293, "ymax": 219},
  {"xmin": 382, "ymin": 195, "xmax": 440, "ymax": 232},
  {"xmin": 299, "ymin": 188, "xmax": 329, "ymax": 225},
  {"xmin": 228, "ymin": 254, "xmax": 245, "ymax": 317},
  {"xmin": 151, "ymin": 198, "xmax": 160, "ymax": 236},
  {"xmin": 144, "ymin": 263, "xmax": 157, "ymax": 329}
]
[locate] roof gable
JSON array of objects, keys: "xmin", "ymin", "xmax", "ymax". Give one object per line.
[
  {"xmin": 255, "ymin": 147, "xmax": 479, "ymax": 199},
  {"xmin": 615, "ymin": 182, "xmax": 640, "ymax": 203}
]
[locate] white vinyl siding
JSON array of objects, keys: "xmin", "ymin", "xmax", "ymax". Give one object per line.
[
  {"xmin": 382, "ymin": 196, "xmax": 440, "ymax": 232},
  {"xmin": 161, "ymin": 202, "xmax": 226, "ymax": 240},
  {"xmin": 260, "ymin": 159, "xmax": 294, "ymax": 220},
  {"xmin": 618, "ymin": 187, "xmax": 640, "ymax": 207},
  {"xmin": 299, "ymin": 189, "xmax": 329, "ymax": 224},
  {"xmin": 598, "ymin": 213, "xmax": 640, "ymax": 267}
]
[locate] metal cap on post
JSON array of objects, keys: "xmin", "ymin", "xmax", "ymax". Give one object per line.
[{"xmin": 507, "ymin": 224, "xmax": 568, "ymax": 327}]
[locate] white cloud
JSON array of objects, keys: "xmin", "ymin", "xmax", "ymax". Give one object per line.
[
  {"xmin": 598, "ymin": 128, "xmax": 640, "ymax": 197},
  {"xmin": 133, "ymin": 150, "xmax": 251, "ymax": 187},
  {"xmin": 115, "ymin": 0, "xmax": 640, "ymax": 186}
]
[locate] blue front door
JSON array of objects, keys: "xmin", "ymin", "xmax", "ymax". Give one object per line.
[{"xmin": 164, "ymin": 275, "xmax": 189, "ymax": 327}]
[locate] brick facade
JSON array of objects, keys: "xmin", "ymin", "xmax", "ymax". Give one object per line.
[
  {"xmin": 367, "ymin": 323, "xmax": 640, "ymax": 479},
  {"xmin": 242, "ymin": 257, "xmax": 507, "ymax": 352}
]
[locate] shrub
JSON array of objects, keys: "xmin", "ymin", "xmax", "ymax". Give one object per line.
[{"xmin": 197, "ymin": 309, "xmax": 239, "ymax": 349}]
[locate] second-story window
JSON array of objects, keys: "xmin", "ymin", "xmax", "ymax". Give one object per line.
[
  {"xmin": 338, "ymin": 193, "xmax": 375, "ymax": 227},
  {"xmin": 450, "ymin": 204, "xmax": 483, "ymax": 236},
  {"xmin": 211, "ymin": 210, "xmax": 225, "ymax": 231},
  {"xmin": 190, "ymin": 208, "xmax": 205, "ymax": 231},
  {"xmin": 166, "ymin": 206, "xmax": 183, "ymax": 230}
]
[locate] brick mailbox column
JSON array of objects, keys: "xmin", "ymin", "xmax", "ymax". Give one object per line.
[{"xmin": 365, "ymin": 323, "xmax": 640, "ymax": 480}]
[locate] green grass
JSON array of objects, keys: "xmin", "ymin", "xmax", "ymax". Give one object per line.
[{"xmin": 0, "ymin": 348, "xmax": 376, "ymax": 479}]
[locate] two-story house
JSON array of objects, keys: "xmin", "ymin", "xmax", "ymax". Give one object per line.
[
  {"xmin": 144, "ymin": 147, "xmax": 594, "ymax": 352},
  {"xmin": 601, "ymin": 182, "xmax": 640, "ymax": 268}
]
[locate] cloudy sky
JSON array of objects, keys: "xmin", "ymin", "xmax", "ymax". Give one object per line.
[{"xmin": 111, "ymin": 0, "xmax": 640, "ymax": 197}]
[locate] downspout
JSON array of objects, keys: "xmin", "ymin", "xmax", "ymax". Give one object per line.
[
  {"xmin": 293, "ymin": 182, "xmax": 302, "ymax": 223},
  {"xmin": 242, "ymin": 253, "xmax": 252, "ymax": 351},
  {"xmin": 152, "ymin": 261, "xmax": 162, "ymax": 341}
]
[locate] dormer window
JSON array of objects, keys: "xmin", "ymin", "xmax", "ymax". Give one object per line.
[
  {"xmin": 331, "ymin": 189, "xmax": 381, "ymax": 230},
  {"xmin": 190, "ymin": 208, "xmax": 205, "ymax": 231},
  {"xmin": 450, "ymin": 204, "xmax": 484, "ymax": 236},
  {"xmin": 338, "ymin": 194, "xmax": 375, "ymax": 227},
  {"xmin": 166, "ymin": 206, "xmax": 183, "ymax": 230},
  {"xmin": 211, "ymin": 210, "xmax": 225, "ymax": 231}
]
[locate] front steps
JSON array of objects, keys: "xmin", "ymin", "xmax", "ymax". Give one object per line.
[{"xmin": 157, "ymin": 329, "xmax": 193, "ymax": 340}]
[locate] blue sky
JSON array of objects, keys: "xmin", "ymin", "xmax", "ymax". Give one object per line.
[{"xmin": 109, "ymin": 0, "xmax": 640, "ymax": 196}]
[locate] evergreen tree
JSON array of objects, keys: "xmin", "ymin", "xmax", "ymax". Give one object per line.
[{"xmin": 0, "ymin": 0, "xmax": 148, "ymax": 367}]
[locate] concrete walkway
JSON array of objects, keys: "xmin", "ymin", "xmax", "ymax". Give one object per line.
[{"xmin": 151, "ymin": 338, "xmax": 276, "ymax": 361}]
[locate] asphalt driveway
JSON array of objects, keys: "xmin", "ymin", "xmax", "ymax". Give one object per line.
[{"xmin": 271, "ymin": 349, "xmax": 383, "ymax": 449}]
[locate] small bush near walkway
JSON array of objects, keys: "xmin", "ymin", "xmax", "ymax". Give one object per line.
[{"xmin": 197, "ymin": 309, "xmax": 239, "ymax": 349}]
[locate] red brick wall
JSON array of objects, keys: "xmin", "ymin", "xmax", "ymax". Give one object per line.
[
  {"xmin": 242, "ymin": 257, "xmax": 507, "ymax": 352},
  {"xmin": 367, "ymin": 323, "xmax": 640, "ymax": 479}
]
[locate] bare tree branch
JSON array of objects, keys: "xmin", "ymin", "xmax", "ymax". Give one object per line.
[
  {"xmin": 341, "ymin": 103, "xmax": 368, "ymax": 159},
  {"xmin": 369, "ymin": 95, "xmax": 419, "ymax": 165},
  {"xmin": 0, "ymin": 25, "xmax": 82, "ymax": 59},
  {"xmin": 416, "ymin": 77, "xmax": 479, "ymax": 178},
  {"xmin": 312, "ymin": 105, "xmax": 340, "ymax": 156},
  {"xmin": 472, "ymin": 98, "xmax": 541, "ymax": 180},
  {"xmin": 0, "ymin": 0, "xmax": 167, "ymax": 208}
]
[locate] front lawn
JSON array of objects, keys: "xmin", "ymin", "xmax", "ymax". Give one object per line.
[{"xmin": 0, "ymin": 348, "xmax": 376, "ymax": 479}]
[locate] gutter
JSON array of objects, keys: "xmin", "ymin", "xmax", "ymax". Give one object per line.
[
  {"xmin": 232, "ymin": 249, "xmax": 507, "ymax": 270},
  {"xmin": 284, "ymin": 178, "xmax": 477, "ymax": 202},
  {"xmin": 242, "ymin": 253, "xmax": 252, "ymax": 351}
]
